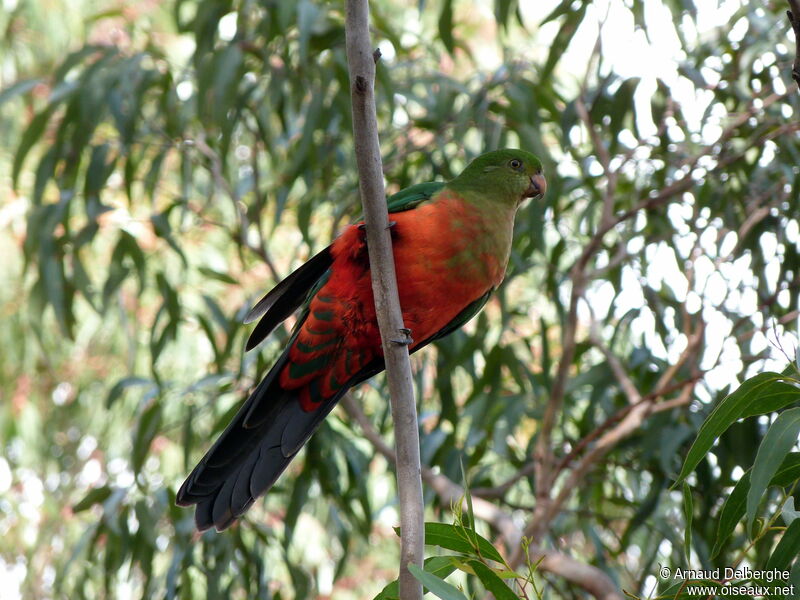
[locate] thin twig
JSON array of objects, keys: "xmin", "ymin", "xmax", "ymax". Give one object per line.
[
  {"xmin": 588, "ymin": 318, "xmax": 642, "ymax": 405},
  {"xmin": 344, "ymin": 3, "xmax": 424, "ymax": 598},
  {"xmin": 192, "ymin": 133, "xmax": 280, "ymax": 279}
]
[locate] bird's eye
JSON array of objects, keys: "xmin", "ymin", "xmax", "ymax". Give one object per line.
[{"xmin": 509, "ymin": 159, "xmax": 522, "ymax": 169}]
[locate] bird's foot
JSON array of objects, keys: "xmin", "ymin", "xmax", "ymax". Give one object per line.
[
  {"xmin": 390, "ymin": 327, "xmax": 413, "ymax": 346},
  {"xmin": 357, "ymin": 220, "xmax": 396, "ymax": 231}
]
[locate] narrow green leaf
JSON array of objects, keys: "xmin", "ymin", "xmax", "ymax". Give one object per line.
[
  {"xmin": 540, "ymin": 5, "xmax": 587, "ymax": 80},
  {"xmin": 540, "ymin": 0, "xmax": 572, "ymax": 25},
  {"xmin": 424, "ymin": 556, "xmax": 459, "ymax": 581},
  {"xmin": 297, "ymin": 0, "xmax": 318, "ymax": 64},
  {"xmin": 682, "ymin": 482, "xmax": 693, "ymax": 562},
  {"xmin": 118, "ymin": 231, "xmax": 147, "ymax": 293},
  {"xmin": 196, "ymin": 315, "xmax": 219, "ymax": 364},
  {"xmin": 132, "ymin": 402, "xmax": 162, "ymax": 474},
  {"xmin": 31, "ymin": 146, "xmax": 57, "ymax": 205},
  {"xmin": 423, "ymin": 522, "xmax": 505, "ymax": 564},
  {"xmin": 57, "ymin": 520, "xmax": 99, "ymax": 588},
  {"xmin": 621, "ymin": 473, "xmax": 665, "ymax": 546},
  {"xmin": 198, "ymin": 266, "xmax": 237, "ymax": 285},
  {"xmin": 460, "ymin": 459, "xmax": 475, "ymax": 531},
  {"xmin": 165, "ymin": 545, "xmax": 185, "ymax": 600},
  {"xmin": 438, "ymin": 0, "xmax": 454, "ymax": 54},
  {"xmin": 408, "ymin": 564, "xmax": 468, "ymax": 600},
  {"xmin": 769, "ymin": 452, "xmax": 800, "ymax": 486},
  {"xmin": 374, "ymin": 557, "xmax": 459, "ymax": 600},
  {"xmin": 675, "ymin": 373, "xmax": 800, "ymax": 485},
  {"xmin": 150, "ymin": 206, "xmax": 187, "ymax": 266},
  {"xmin": 211, "ymin": 44, "xmax": 243, "ymax": 125},
  {"xmin": 747, "ymin": 407, "xmax": 800, "ymax": 532},
  {"xmin": 102, "ymin": 262, "xmax": 130, "ymax": 309},
  {"xmin": 84, "ymin": 7, "xmax": 125, "ymax": 23},
  {"xmin": 102, "ymin": 230, "xmax": 147, "ymax": 308},
  {"xmin": 712, "ymin": 471, "xmax": 750, "ymax": 558},
  {"xmin": 539, "ymin": 317, "xmax": 551, "ymax": 388},
  {"xmin": 765, "ymin": 519, "xmax": 800, "ymax": 571},
  {"xmin": 106, "ymin": 377, "xmax": 155, "ymax": 409},
  {"xmin": 287, "ymin": 563, "xmax": 311, "ymax": 600},
  {"xmin": 202, "ymin": 294, "xmax": 229, "ymax": 330},
  {"xmin": 71, "ymin": 254, "xmax": 97, "ymax": 309},
  {"xmin": 84, "ymin": 143, "xmax": 115, "ymax": 200},
  {"xmin": 42, "ymin": 255, "xmax": 72, "ymax": 337},
  {"xmin": 494, "ymin": 0, "xmax": 517, "ymax": 29},
  {"xmin": 711, "ymin": 453, "xmax": 800, "ymax": 557},
  {"xmin": 72, "ymin": 486, "xmax": 113, "ymax": 512},
  {"xmin": 143, "ymin": 148, "xmax": 167, "ymax": 202},
  {"xmin": 52, "ymin": 45, "xmax": 109, "ymax": 82},
  {"xmin": 13, "ymin": 107, "xmax": 56, "ymax": 187},
  {"xmin": 466, "ymin": 559, "xmax": 518, "ymax": 600}
]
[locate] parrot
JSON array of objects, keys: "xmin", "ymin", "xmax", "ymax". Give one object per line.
[{"xmin": 176, "ymin": 148, "xmax": 546, "ymax": 531}]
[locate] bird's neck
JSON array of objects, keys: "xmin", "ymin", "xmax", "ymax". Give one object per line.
[
  {"xmin": 437, "ymin": 187, "xmax": 518, "ymax": 286},
  {"xmin": 447, "ymin": 174, "xmax": 520, "ymax": 208}
]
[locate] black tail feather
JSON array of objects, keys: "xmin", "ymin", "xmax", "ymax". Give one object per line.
[
  {"xmin": 176, "ymin": 364, "xmax": 344, "ymax": 531},
  {"xmin": 177, "ymin": 337, "xmax": 385, "ymax": 531},
  {"xmin": 244, "ymin": 248, "xmax": 333, "ymax": 351}
]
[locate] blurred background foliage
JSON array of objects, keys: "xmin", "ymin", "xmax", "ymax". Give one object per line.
[{"xmin": 1, "ymin": 0, "xmax": 799, "ymax": 597}]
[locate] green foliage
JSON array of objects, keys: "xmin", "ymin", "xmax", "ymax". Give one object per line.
[
  {"xmin": 408, "ymin": 564, "xmax": 467, "ymax": 600},
  {"xmin": 675, "ymin": 371, "xmax": 800, "ymax": 485},
  {"xmin": 747, "ymin": 407, "xmax": 800, "ymax": 531},
  {"xmin": 2, "ymin": 0, "xmax": 800, "ymax": 598},
  {"xmin": 379, "ymin": 519, "xmax": 531, "ymax": 599},
  {"xmin": 672, "ymin": 364, "xmax": 800, "ymax": 598}
]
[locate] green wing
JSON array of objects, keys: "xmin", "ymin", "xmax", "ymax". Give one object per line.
[
  {"xmin": 422, "ymin": 289, "xmax": 493, "ymax": 345},
  {"xmin": 387, "ymin": 181, "xmax": 446, "ymax": 213}
]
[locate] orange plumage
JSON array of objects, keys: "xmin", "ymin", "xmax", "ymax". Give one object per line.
[
  {"xmin": 281, "ymin": 191, "xmax": 509, "ymax": 411},
  {"xmin": 177, "ymin": 149, "xmax": 546, "ymax": 531}
]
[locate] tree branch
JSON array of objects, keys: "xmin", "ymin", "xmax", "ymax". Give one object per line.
[
  {"xmin": 588, "ymin": 318, "xmax": 642, "ymax": 405},
  {"xmin": 344, "ymin": 3, "xmax": 424, "ymax": 598},
  {"xmin": 528, "ymin": 97, "xmax": 793, "ymax": 515},
  {"xmin": 515, "ymin": 320, "xmax": 704, "ymax": 561}
]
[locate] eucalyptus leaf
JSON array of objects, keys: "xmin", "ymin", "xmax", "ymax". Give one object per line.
[
  {"xmin": 746, "ymin": 408, "xmax": 800, "ymax": 532},
  {"xmin": 675, "ymin": 374, "xmax": 800, "ymax": 486},
  {"xmin": 408, "ymin": 564, "xmax": 468, "ymax": 600}
]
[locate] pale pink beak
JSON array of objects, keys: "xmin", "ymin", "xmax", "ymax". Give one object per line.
[{"xmin": 525, "ymin": 172, "xmax": 547, "ymax": 198}]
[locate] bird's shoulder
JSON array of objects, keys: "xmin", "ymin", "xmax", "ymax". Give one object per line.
[{"xmin": 386, "ymin": 181, "xmax": 446, "ymax": 213}]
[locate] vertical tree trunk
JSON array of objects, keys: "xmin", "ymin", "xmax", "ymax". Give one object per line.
[{"xmin": 344, "ymin": 1, "xmax": 425, "ymax": 598}]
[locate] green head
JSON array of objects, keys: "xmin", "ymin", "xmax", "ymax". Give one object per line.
[{"xmin": 448, "ymin": 149, "xmax": 546, "ymax": 205}]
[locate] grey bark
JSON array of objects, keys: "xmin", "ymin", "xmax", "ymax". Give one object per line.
[{"xmin": 344, "ymin": 2, "xmax": 424, "ymax": 599}]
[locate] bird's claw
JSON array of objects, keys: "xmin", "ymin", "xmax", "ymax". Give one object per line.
[
  {"xmin": 390, "ymin": 327, "xmax": 413, "ymax": 346},
  {"xmin": 357, "ymin": 221, "xmax": 396, "ymax": 231}
]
